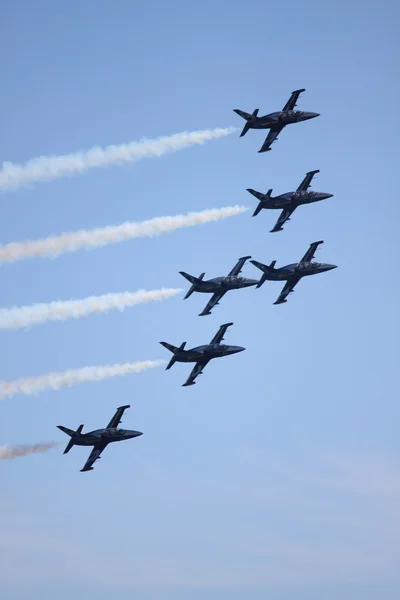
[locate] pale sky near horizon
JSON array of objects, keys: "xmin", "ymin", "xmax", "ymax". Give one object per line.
[{"xmin": 0, "ymin": 1, "xmax": 399, "ymax": 598}]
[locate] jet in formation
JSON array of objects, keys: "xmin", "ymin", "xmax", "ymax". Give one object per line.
[
  {"xmin": 179, "ymin": 256, "xmax": 258, "ymax": 316},
  {"xmin": 233, "ymin": 88, "xmax": 319, "ymax": 153},
  {"xmin": 57, "ymin": 405, "xmax": 142, "ymax": 472},
  {"xmin": 160, "ymin": 322, "xmax": 245, "ymax": 387},
  {"xmin": 250, "ymin": 240, "xmax": 337, "ymax": 305},
  {"xmin": 247, "ymin": 169, "xmax": 333, "ymax": 232}
]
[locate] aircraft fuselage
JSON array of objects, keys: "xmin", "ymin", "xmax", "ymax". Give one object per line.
[
  {"xmin": 71, "ymin": 428, "xmax": 143, "ymax": 446},
  {"xmin": 193, "ymin": 276, "xmax": 258, "ymax": 293},
  {"xmin": 173, "ymin": 344, "xmax": 245, "ymax": 363},
  {"xmin": 264, "ymin": 262, "xmax": 337, "ymax": 281},
  {"xmin": 264, "ymin": 190, "xmax": 333, "ymax": 209},
  {"xmin": 248, "ymin": 110, "xmax": 319, "ymax": 130}
]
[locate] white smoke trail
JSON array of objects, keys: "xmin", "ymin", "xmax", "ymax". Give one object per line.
[
  {"xmin": 0, "ymin": 127, "xmax": 237, "ymax": 192},
  {"xmin": 0, "ymin": 288, "xmax": 182, "ymax": 331},
  {"xmin": 0, "ymin": 205, "xmax": 248, "ymax": 264},
  {"xmin": 0, "ymin": 359, "xmax": 165, "ymax": 401},
  {"xmin": 0, "ymin": 443, "xmax": 59, "ymax": 460}
]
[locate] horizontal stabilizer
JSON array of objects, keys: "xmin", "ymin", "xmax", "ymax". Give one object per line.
[
  {"xmin": 180, "ymin": 271, "xmax": 205, "ymax": 299},
  {"xmin": 253, "ymin": 202, "xmax": 264, "ymax": 217},
  {"xmin": 256, "ymin": 273, "xmax": 268, "ymax": 288},
  {"xmin": 161, "ymin": 341, "xmax": 186, "ymax": 370},
  {"xmin": 240, "ymin": 122, "xmax": 251, "ymax": 137}
]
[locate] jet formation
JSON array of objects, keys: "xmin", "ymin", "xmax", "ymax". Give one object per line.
[
  {"xmin": 55, "ymin": 87, "xmax": 337, "ymax": 472},
  {"xmin": 233, "ymin": 88, "xmax": 319, "ymax": 153}
]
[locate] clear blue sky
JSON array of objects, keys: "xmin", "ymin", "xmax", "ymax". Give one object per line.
[{"xmin": 0, "ymin": 0, "xmax": 399, "ymax": 598}]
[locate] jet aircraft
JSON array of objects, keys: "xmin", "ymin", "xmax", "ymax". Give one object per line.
[
  {"xmin": 179, "ymin": 256, "xmax": 258, "ymax": 316},
  {"xmin": 233, "ymin": 88, "xmax": 319, "ymax": 153},
  {"xmin": 250, "ymin": 241, "xmax": 337, "ymax": 305},
  {"xmin": 247, "ymin": 169, "xmax": 333, "ymax": 232},
  {"xmin": 160, "ymin": 322, "xmax": 245, "ymax": 387},
  {"xmin": 57, "ymin": 405, "xmax": 142, "ymax": 472}
]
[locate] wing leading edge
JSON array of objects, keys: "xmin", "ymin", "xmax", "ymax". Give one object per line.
[
  {"xmin": 199, "ymin": 292, "xmax": 226, "ymax": 316},
  {"xmin": 80, "ymin": 444, "xmax": 107, "ymax": 472},
  {"xmin": 296, "ymin": 169, "xmax": 319, "ymax": 192},
  {"xmin": 209, "ymin": 322, "xmax": 234, "ymax": 345},
  {"xmin": 270, "ymin": 207, "xmax": 296, "ymax": 233},
  {"xmin": 106, "ymin": 405, "xmax": 130, "ymax": 429},
  {"xmin": 182, "ymin": 359, "xmax": 211, "ymax": 387},
  {"xmin": 228, "ymin": 256, "xmax": 252, "ymax": 277},
  {"xmin": 274, "ymin": 276, "xmax": 301, "ymax": 305},
  {"xmin": 282, "ymin": 88, "xmax": 306, "ymax": 112},
  {"xmin": 299, "ymin": 240, "xmax": 324, "ymax": 264},
  {"xmin": 258, "ymin": 127, "xmax": 283, "ymax": 153}
]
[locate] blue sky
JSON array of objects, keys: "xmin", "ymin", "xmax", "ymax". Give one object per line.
[{"xmin": 0, "ymin": 0, "xmax": 399, "ymax": 597}]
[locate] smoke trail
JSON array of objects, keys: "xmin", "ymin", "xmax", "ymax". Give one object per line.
[
  {"xmin": 0, "ymin": 359, "xmax": 165, "ymax": 401},
  {"xmin": 0, "ymin": 288, "xmax": 182, "ymax": 331},
  {"xmin": 0, "ymin": 205, "xmax": 247, "ymax": 264},
  {"xmin": 0, "ymin": 127, "xmax": 237, "ymax": 192},
  {"xmin": 0, "ymin": 443, "xmax": 59, "ymax": 460}
]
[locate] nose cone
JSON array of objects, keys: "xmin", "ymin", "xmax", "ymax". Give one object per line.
[
  {"xmin": 243, "ymin": 278, "xmax": 259, "ymax": 287},
  {"xmin": 303, "ymin": 111, "xmax": 320, "ymax": 120},
  {"xmin": 319, "ymin": 192, "xmax": 334, "ymax": 200},
  {"xmin": 228, "ymin": 345, "xmax": 246, "ymax": 355},
  {"xmin": 126, "ymin": 430, "xmax": 143, "ymax": 439},
  {"xmin": 322, "ymin": 264, "xmax": 337, "ymax": 272}
]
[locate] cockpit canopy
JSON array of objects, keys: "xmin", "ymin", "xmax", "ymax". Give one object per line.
[
  {"xmin": 284, "ymin": 110, "xmax": 303, "ymax": 117},
  {"xmin": 224, "ymin": 276, "xmax": 242, "ymax": 284},
  {"xmin": 298, "ymin": 261, "xmax": 319, "ymax": 269}
]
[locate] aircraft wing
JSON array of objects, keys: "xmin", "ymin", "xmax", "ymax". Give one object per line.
[
  {"xmin": 282, "ymin": 88, "xmax": 306, "ymax": 112},
  {"xmin": 209, "ymin": 322, "xmax": 234, "ymax": 345},
  {"xmin": 258, "ymin": 127, "xmax": 283, "ymax": 153},
  {"xmin": 228, "ymin": 256, "xmax": 252, "ymax": 276},
  {"xmin": 296, "ymin": 169, "xmax": 320, "ymax": 191},
  {"xmin": 80, "ymin": 444, "xmax": 107, "ymax": 472},
  {"xmin": 199, "ymin": 292, "xmax": 227, "ymax": 316},
  {"xmin": 299, "ymin": 240, "xmax": 324, "ymax": 264},
  {"xmin": 273, "ymin": 276, "xmax": 301, "ymax": 305},
  {"xmin": 106, "ymin": 405, "xmax": 130, "ymax": 429},
  {"xmin": 270, "ymin": 206, "xmax": 296, "ymax": 233},
  {"xmin": 182, "ymin": 359, "xmax": 211, "ymax": 387}
]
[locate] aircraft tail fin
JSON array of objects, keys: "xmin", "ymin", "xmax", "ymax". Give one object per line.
[
  {"xmin": 57, "ymin": 424, "xmax": 84, "ymax": 454},
  {"xmin": 179, "ymin": 272, "xmax": 205, "ymax": 299},
  {"xmin": 233, "ymin": 109, "xmax": 258, "ymax": 137},
  {"xmin": 250, "ymin": 259, "xmax": 276, "ymax": 288},
  {"xmin": 160, "ymin": 341, "xmax": 186, "ymax": 369},
  {"xmin": 247, "ymin": 188, "xmax": 273, "ymax": 216}
]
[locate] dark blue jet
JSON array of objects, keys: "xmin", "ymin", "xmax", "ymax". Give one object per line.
[
  {"xmin": 179, "ymin": 256, "xmax": 258, "ymax": 316},
  {"xmin": 247, "ymin": 169, "xmax": 333, "ymax": 232},
  {"xmin": 250, "ymin": 240, "xmax": 337, "ymax": 305},
  {"xmin": 160, "ymin": 322, "xmax": 245, "ymax": 387},
  {"xmin": 57, "ymin": 405, "xmax": 142, "ymax": 472},
  {"xmin": 233, "ymin": 88, "xmax": 319, "ymax": 153}
]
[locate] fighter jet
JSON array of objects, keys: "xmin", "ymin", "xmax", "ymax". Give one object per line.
[
  {"xmin": 160, "ymin": 322, "xmax": 245, "ymax": 387},
  {"xmin": 233, "ymin": 88, "xmax": 319, "ymax": 153},
  {"xmin": 179, "ymin": 256, "xmax": 258, "ymax": 316},
  {"xmin": 247, "ymin": 169, "xmax": 333, "ymax": 233},
  {"xmin": 250, "ymin": 241, "xmax": 337, "ymax": 305},
  {"xmin": 57, "ymin": 405, "xmax": 142, "ymax": 472}
]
